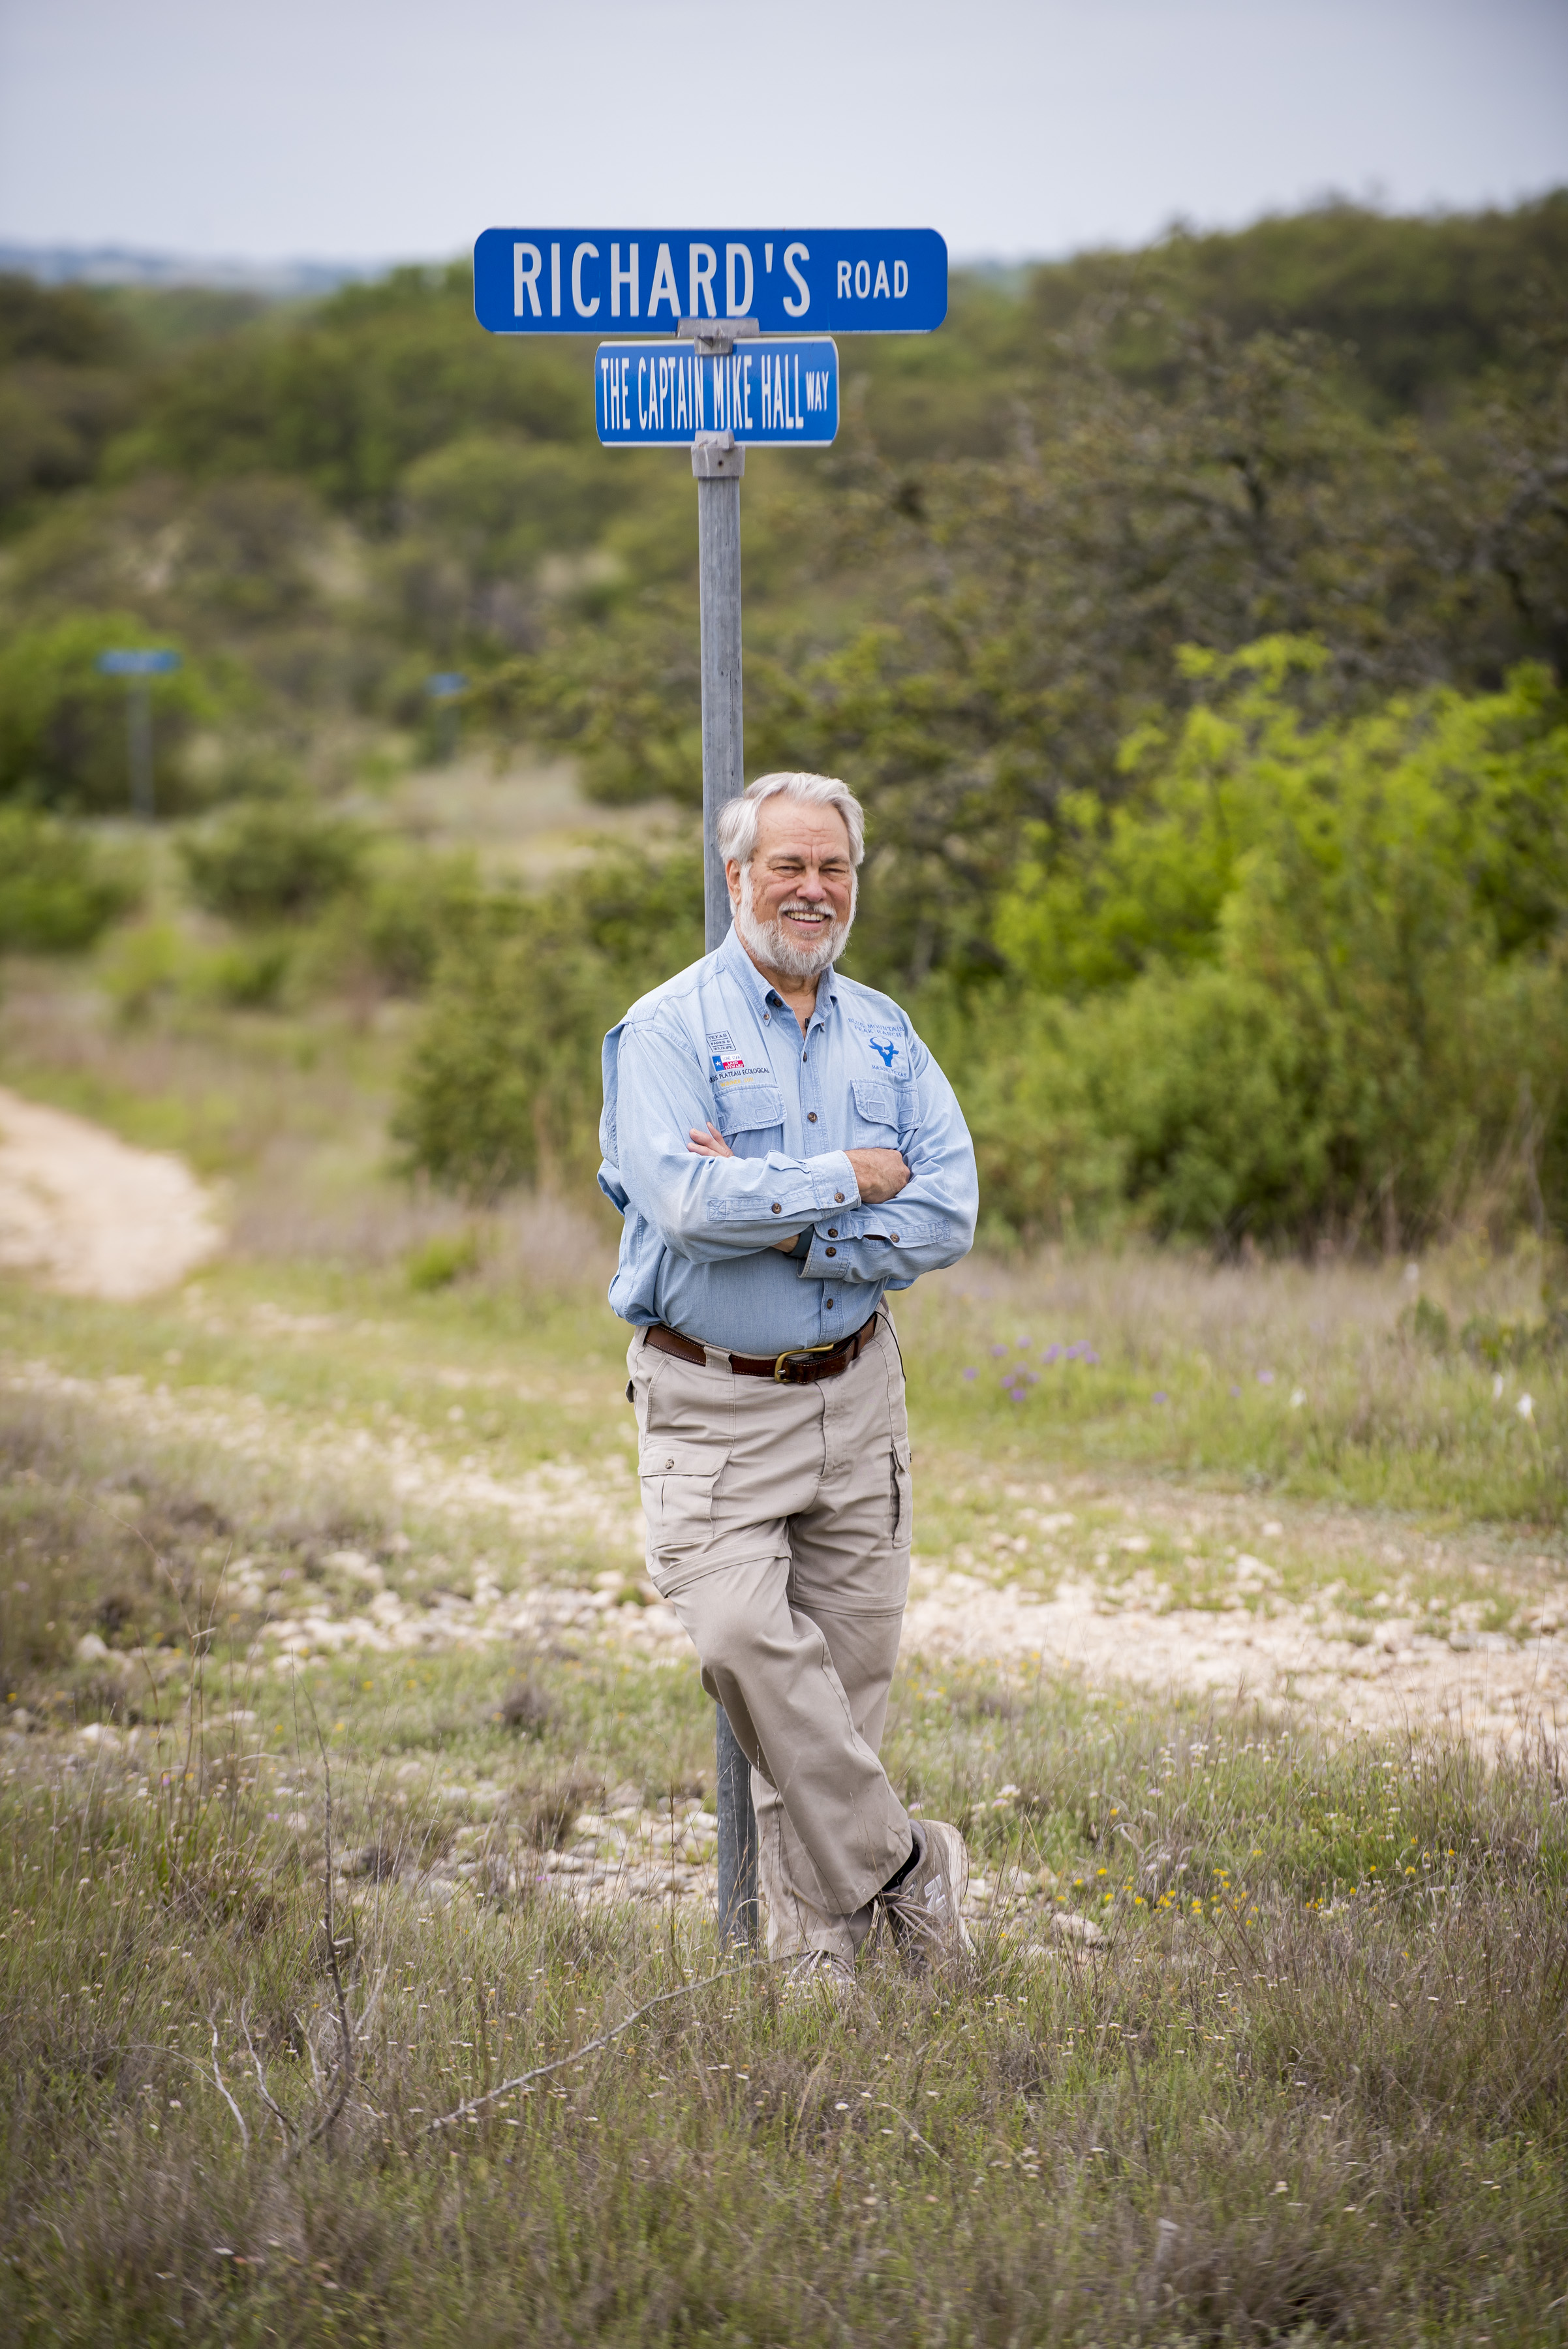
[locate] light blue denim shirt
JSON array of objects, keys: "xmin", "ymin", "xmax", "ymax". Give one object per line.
[{"xmin": 598, "ymin": 922, "xmax": 979, "ymax": 1353}]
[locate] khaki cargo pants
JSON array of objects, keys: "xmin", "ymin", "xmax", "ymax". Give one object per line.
[{"xmin": 628, "ymin": 1310, "xmax": 914, "ymax": 1963}]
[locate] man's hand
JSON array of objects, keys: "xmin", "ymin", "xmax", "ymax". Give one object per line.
[
  {"xmin": 688, "ymin": 1121, "xmax": 798, "ymax": 1250},
  {"xmin": 845, "ymin": 1147, "xmax": 912, "ymax": 1205}
]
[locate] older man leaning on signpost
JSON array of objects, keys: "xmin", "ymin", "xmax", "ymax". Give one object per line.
[{"xmin": 598, "ymin": 770, "xmax": 980, "ymax": 1993}]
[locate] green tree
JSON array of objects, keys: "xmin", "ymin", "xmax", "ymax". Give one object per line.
[
  {"xmin": 0, "ymin": 808, "xmax": 138, "ymax": 951},
  {"xmin": 179, "ymin": 801, "xmax": 367, "ymax": 924},
  {"xmin": 0, "ymin": 613, "xmax": 211, "ymax": 811}
]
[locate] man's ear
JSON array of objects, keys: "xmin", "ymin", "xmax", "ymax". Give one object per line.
[{"xmin": 725, "ymin": 858, "xmax": 743, "ymax": 907}]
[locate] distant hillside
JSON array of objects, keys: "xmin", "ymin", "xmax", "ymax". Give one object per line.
[
  {"xmin": 0, "ymin": 243, "xmax": 378, "ymax": 297},
  {"xmin": 0, "ymin": 191, "xmax": 1561, "ymax": 873}
]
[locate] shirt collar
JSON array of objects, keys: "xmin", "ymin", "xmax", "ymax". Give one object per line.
[{"xmin": 718, "ymin": 921, "xmax": 840, "ymax": 1029}]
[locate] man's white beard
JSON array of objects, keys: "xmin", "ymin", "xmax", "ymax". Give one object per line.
[{"xmin": 734, "ymin": 864, "xmax": 855, "ymax": 981}]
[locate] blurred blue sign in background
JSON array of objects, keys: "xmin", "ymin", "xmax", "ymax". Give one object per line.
[{"xmin": 96, "ymin": 649, "xmax": 181, "ymax": 675}]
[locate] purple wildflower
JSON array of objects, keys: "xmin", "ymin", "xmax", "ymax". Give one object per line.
[
  {"xmin": 962, "ymin": 1366, "xmax": 977, "ymax": 1381},
  {"xmin": 1257, "ymin": 1369, "xmax": 1275, "ymax": 1386},
  {"xmin": 1152, "ymin": 1390, "xmax": 1169, "ymax": 1404},
  {"xmin": 1043, "ymin": 1343, "xmax": 1061, "ymax": 1364},
  {"xmin": 991, "ymin": 1343, "xmax": 1009, "ymax": 1359}
]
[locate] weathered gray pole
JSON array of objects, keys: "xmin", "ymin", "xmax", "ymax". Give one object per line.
[
  {"xmin": 694, "ymin": 431, "xmax": 745, "ymax": 945},
  {"xmin": 128, "ymin": 681, "xmax": 155, "ymax": 821},
  {"xmin": 692, "ymin": 398, "xmax": 759, "ymax": 1946}
]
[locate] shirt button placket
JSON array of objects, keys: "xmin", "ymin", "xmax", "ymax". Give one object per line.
[{"xmin": 799, "ymin": 1024, "xmax": 827, "ymax": 1327}]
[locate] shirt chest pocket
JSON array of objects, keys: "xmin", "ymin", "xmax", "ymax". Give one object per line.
[
  {"xmin": 712, "ymin": 1085, "xmax": 785, "ymax": 1142},
  {"xmin": 852, "ymin": 1077, "xmax": 908, "ymax": 1141}
]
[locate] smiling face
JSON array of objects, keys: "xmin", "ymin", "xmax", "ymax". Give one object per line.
[{"xmin": 727, "ymin": 795, "xmax": 857, "ymax": 984}]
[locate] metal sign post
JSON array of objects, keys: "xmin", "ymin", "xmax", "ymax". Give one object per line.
[
  {"xmin": 695, "ymin": 423, "xmax": 745, "ymax": 950},
  {"xmin": 96, "ymin": 648, "xmax": 181, "ymax": 821},
  {"xmin": 474, "ymin": 223, "xmax": 946, "ymax": 1950},
  {"xmin": 425, "ymin": 670, "xmax": 469, "ymax": 765},
  {"xmin": 690, "ymin": 324, "xmax": 754, "ymax": 1940}
]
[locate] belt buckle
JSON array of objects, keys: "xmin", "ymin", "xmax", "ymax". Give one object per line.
[{"xmin": 773, "ymin": 1341, "xmax": 837, "ymax": 1383}]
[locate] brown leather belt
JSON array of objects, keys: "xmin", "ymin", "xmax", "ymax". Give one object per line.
[{"xmin": 643, "ymin": 1314, "xmax": 878, "ymax": 1385}]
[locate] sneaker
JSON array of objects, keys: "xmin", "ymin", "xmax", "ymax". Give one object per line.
[
  {"xmin": 780, "ymin": 1948, "xmax": 855, "ymax": 2003},
  {"xmin": 878, "ymin": 1821, "xmax": 974, "ymax": 1964}
]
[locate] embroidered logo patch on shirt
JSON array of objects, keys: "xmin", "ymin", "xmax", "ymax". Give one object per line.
[
  {"xmin": 706, "ymin": 1030, "xmax": 739, "ymax": 1055},
  {"xmin": 853, "ymin": 1021, "xmax": 904, "ymax": 1071},
  {"xmin": 711, "ymin": 1052, "xmax": 771, "ymax": 1086}
]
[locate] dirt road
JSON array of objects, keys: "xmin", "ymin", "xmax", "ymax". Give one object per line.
[
  {"xmin": 0, "ymin": 1085, "xmax": 222, "ymax": 1300},
  {"xmin": 15, "ymin": 1345, "xmax": 1563, "ymax": 1754}
]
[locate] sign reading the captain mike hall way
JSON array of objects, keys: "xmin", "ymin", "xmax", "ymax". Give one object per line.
[
  {"xmin": 474, "ymin": 229, "xmax": 945, "ymax": 335},
  {"xmin": 596, "ymin": 335, "xmax": 838, "ymax": 448}
]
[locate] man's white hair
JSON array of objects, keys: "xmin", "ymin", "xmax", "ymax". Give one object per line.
[{"xmin": 716, "ymin": 771, "xmax": 865, "ymax": 870}]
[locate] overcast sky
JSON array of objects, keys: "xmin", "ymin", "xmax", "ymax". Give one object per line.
[{"xmin": 1, "ymin": 0, "xmax": 1564, "ymax": 268}]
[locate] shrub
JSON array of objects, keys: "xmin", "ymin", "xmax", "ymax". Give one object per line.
[
  {"xmin": 360, "ymin": 853, "xmax": 480, "ymax": 994},
  {"xmin": 202, "ymin": 938, "xmax": 292, "ymax": 1009},
  {"xmin": 179, "ymin": 799, "xmax": 367, "ymax": 924},
  {"xmin": 0, "ymin": 807, "xmax": 138, "ymax": 952},
  {"xmin": 99, "ymin": 920, "xmax": 187, "ymax": 1023},
  {"xmin": 405, "ymin": 1229, "xmax": 481, "ymax": 1291},
  {"xmin": 981, "ymin": 646, "xmax": 1568, "ymax": 1245},
  {"xmin": 392, "ymin": 846, "xmax": 702, "ymax": 1199}
]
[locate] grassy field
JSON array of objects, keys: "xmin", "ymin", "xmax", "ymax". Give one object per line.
[
  {"xmin": 0, "ymin": 1223, "xmax": 1565, "ymax": 2343},
  {"xmin": 1, "ymin": 1567, "xmax": 1565, "ymax": 2345}
]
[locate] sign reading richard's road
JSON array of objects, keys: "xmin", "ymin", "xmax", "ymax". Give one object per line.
[
  {"xmin": 597, "ymin": 336, "xmax": 838, "ymax": 448},
  {"xmin": 475, "ymin": 228, "xmax": 945, "ymax": 336}
]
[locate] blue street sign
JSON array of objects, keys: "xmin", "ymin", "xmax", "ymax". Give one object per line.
[
  {"xmin": 596, "ymin": 337, "xmax": 837, "ymax": 448},
  {"xmin": 97, "ymin": 649, "xmax": 181, "ymax": 676},
  {"xmin": 475, "ymin": 228, "xmax": 945, "ymax": 337}
]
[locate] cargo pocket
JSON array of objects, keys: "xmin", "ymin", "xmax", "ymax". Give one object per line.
[
  {"xmin": 889, "ymin": 1437, "xmax": 913, "ymax": 1547},
  {"xmin": 638, "ymin": 1436, "xmax": 724, "ymax": 1567}
]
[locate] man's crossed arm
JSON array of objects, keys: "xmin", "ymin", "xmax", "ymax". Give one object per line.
[{"xmin": 687, "ymin": 1122, "xmax": 911, "ymax": 1251}]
